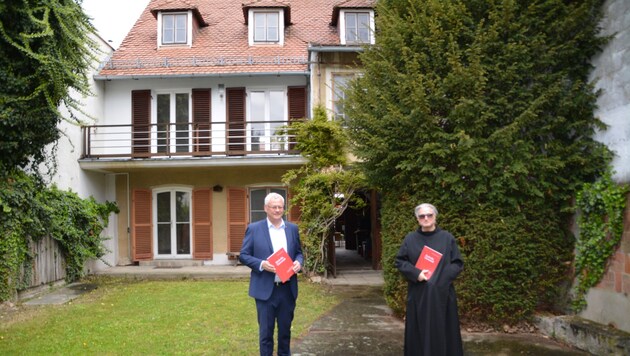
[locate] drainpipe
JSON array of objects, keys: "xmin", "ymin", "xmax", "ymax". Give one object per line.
[{"xmin": 106, "ymin": 173, "xmax": 131, "ymax": 265}]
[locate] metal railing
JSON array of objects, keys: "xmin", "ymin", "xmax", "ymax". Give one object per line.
[{"xmin": 81, "ymin": 120, "xmax": 300, "ymax": 159}]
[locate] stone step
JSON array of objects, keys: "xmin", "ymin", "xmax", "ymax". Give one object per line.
[{"xmin": 139, "ymin": 259, "xmax": 203, "ymax": 268}]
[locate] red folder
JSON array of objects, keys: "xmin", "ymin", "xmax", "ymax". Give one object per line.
[
  {"xmin": 415, "ymin": 245, "xmax": 443, "ymax": 280},
  {"xmin": 268, "ymin": 247, "xmax": 295, "ymax": 283}
]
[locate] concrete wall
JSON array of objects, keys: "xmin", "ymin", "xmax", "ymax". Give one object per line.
[{"xmin": 581, "ymin": 0, "xmax": 630, "ymax": 334}]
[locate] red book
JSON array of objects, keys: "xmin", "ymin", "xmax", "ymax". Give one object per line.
[
  {"xmin": 415, "ymin": 245, "xmax": 443, "ymax": 280},
  {"xmin": 268, "ymin": 247, "xmax": 295, "ymax": 283}
]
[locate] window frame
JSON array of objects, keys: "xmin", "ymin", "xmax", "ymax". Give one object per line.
[
  {"xmin": 249, "ymin": 187, "xmax": 288, "ymax": 223},
  {"xmin": 158, "ymin": 11, "xmax": 192, "ymax": 47},
  {"xmin": 339, "ymin": 9, "xmax": 374, "ymax": 45},
  {"xmin": 246, "ymin": 87, "xmax": 287, "ymax": 151},
  {"xmin": 152, "ymin": 186, "xmax": 194, "ymax": 259},
  {"xmin": 152, "ymin": 90, "xmax": 192, "ymax": 154},
  {"xmin": 248, "ymin": 9, "xmax": 284, "ymax": 46},
  {"xmin": 331, "ymin": 73, "xmax": 355, "ymax": 122}
]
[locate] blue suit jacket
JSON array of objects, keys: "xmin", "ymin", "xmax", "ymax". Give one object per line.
[{"xmin": 239, "ymin": 219, "xmax": 304, "ymax": 301}]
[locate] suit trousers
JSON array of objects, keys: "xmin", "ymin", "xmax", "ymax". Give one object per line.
[{"xmin": 255, "ymin": 283, "xmax": 296, "ymax": 356}]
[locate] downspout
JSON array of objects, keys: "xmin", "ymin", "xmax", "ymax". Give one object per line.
[{"xmin": 106, "ymin": 173, "xmax": 131, "ymax": 265}]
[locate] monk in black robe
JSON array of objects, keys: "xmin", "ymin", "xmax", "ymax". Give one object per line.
[{"xmin": 395, "ymin": 203, "xmax": 464, "ymax": 356}]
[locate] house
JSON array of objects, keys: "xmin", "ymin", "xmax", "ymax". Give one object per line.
[{"xmin": 80, "ymin": 0, "xmax": 379, "ymax": 267}]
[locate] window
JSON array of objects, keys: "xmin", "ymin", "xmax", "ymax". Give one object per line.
[
  {"xmin": 254, "ymin": 12, "xmax": 279, "ymax": 42},
  {"xmin": 248, "ymin": 89, "xmax": 285, "ymax": 151},
  {"xmin": 162, "ymin": 13, "xmax": 187, "ymax": 44},
  {"xmin": 332, "ymin": 74, "xmax": 354, "ymax": 121},
  {"xmin": 156, "ymin": 92, "xmax": 190, "ymax": 154},
  {"xmin": 340, "ymin": 10, "xmax": 374, "ymax": 45},
  {"xmin": 249, "ymin": 9, "xmax": 284, "ymax": 45},
  {"xmin": 154, "ymin": 188, "xmax": 192, "ymax": 258},
  {"xmin": 250, "ymin": 188, "xmax": 287, "ymax": 223}
]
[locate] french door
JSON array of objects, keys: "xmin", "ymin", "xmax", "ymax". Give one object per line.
[
  {"xmin": 156, "ymin": 92, "xmax": 191, "ymax": 154},
  {"xmin": 248, "ymin": 90, "xmax": 285, "ymax": 151},
  {"xmin": 154, "ymin": 188, "xmax": 192, "ymax": 258}
]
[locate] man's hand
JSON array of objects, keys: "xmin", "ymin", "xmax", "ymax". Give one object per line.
[
  {"xmin": 262, "ymin": 260, "xmax": 277, "ymax": 273},
  {"xmin": 292, "ymin": 260, "xmax": 301, "ymax": 273}
]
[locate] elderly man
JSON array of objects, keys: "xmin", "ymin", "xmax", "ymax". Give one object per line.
[{"xmin": 239, "ymin": 192, "xmax": 303, "ymax": 356}]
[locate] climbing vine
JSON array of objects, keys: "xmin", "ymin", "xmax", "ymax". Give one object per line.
[
  {"xmin": 0, "ymin": 170, "xmax": 118, "ymax": 302},
  {"xmin": 572, "ymin": 170, "xmax": 628, "ymax": 312},
  {"xmin": 282, "ymin": 106, "xmax": 366, "ymax": 275}
]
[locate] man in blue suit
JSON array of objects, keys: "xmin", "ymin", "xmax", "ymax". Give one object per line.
[{"xmin": 239, "ymin": 192, "xmax": 303, "ymax": 356}]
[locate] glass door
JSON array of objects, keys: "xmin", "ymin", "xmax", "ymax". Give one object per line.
[
  {"xmin": 248, "ymin": 90, "xmax": 285, "ymax": 151},
  {"xmin": 155, "ymin": 189, "xmax": 192, "ymax": 258},
  {"xmin": 156, "ymin": 92, "xmax": 190, "ymax": 154}
]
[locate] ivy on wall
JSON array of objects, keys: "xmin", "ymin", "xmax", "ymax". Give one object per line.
[
  {"xmin": 573, "ymin": 170, "xmax": 628, "ymax": 312},
  {"xmin": 0, "ymin": 170, "xmax": 118, "ymax": 302}
]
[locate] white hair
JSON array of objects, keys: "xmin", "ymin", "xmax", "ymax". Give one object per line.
[
  {"xmin": 414, "ymin": 203, "xmax": 438, "ymax": 217},
  {"xmin": 264, "ymin": 192, "xmax": 285, "ymax": 206}
]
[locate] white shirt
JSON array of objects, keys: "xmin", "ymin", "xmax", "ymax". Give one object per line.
[
  {"xmin": 261, "ymin": 218, "xmax": 288, "ymax": 282},
  {"xmin": 268, "ymin": 218, "xmax": 288, "ymax": 254}
]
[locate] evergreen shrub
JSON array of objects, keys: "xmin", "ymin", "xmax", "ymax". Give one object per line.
[{"xmin": 345, "ymin": 0, "xmax": 609, "ymax": 324}]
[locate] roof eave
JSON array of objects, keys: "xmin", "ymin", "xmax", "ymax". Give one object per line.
[{"xmin": 93, "ymin": 71, "xmax": 310, "ymax": 81}]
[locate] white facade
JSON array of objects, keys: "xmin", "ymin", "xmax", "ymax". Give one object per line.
[
  {"xmin": 49, "ymin": 34, "xmax": 117, "ymax": 271},
  {"xmin": 590, "ymin": 0, "xmax": 630, "ymax": 184}
]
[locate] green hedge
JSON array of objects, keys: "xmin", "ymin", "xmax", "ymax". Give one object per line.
[{"xmin": 345, "ymin": 0, "xmax": 610, "ymax": 324}]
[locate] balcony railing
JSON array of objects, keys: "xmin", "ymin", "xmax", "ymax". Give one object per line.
[{"xmin": 81, "ymin": 121, "xmax": 300, "ymax": 159}]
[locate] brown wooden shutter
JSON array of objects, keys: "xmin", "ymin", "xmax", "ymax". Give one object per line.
[
  {"xmin": 192, "ymin": 188, "xmax": 213, "ymax": 259},
  {"xmin": 192, "ymin": 89, "xmax": 211, "ymax": 153},
  {"xmin": 288, "ymin": 189, "xmax": 302, "ymax": 223},
  {"xmin": 227, "ymin": 87, "xmax": 246, "ymax": 155},
  {"xmin": 288, "ymin": 86, "xmax": 307, "ymax": 121},
  {"xmin": 227, "ymin": 187, "xmax": 247, "ymax": 253},
  {"xmin": 132, "ymin": 90, "xmax": 151, "ymax": 157},
  {"xmin": 287, "ymin": 86, "xmax": 306, "ymax": 150},
  {"xmin": 132, "ymin": 189, "xmax": 153, "ymax": 261}
]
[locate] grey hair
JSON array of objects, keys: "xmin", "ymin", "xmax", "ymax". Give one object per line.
[
  {"xmin": 414, "ymin": 203, "xmax": 438, "ymax": 217},
  {"xmin": 264, "ymin": 192, "xmax": 285, "ymax": 206}
]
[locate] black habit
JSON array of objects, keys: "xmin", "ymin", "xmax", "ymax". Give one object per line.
[{"xmin": 395, "ymin": 227, "xmax": 464, "ymax": 356}]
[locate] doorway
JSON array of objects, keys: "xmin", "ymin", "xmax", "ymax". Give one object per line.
[{"xmin": 328, "ymin": 190, "xmax": 381, "ymax": 276}]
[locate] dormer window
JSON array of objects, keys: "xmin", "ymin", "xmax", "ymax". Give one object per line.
[
  {"xmin": 340, "ymin": 10, "xmax": 374, "ymax": 45},
  {"xmin": 247, "ymin": 8, "xmax": 285, "ymax": 46},
  {"xmin": 162, "ymin": 13, "xmax": 187, "ymax": 44},
  {"xmin": 254, "ymin": 12, "xmax": 279, "ymax": 42},
  {"xmin": 157, "ymin": 11, "xmax": 193, "ymax": 47},
  {"xmin": 151, "ymin": 6, "xmax": 207, "ymax": 48}
]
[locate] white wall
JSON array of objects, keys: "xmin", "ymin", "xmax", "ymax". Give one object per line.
[
  {"xmin": 581, "ymin": 0, "xmax": 630, "ymax": 333},
  {"xmin": 590, "ymin": 0, "xmax": 630, "ymax": 184},
  {"xmin": 48, "ymin": 34, "xmax": 118, "ymax": 270}
]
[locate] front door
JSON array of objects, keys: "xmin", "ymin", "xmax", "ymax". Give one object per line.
[{"xmin": 155, "ymin": 189, "xmax": 192, "ymax": 258}]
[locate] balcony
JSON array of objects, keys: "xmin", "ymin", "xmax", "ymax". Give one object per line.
[{"xmin": 81, "ymin": 120, "xmax": 300, "ymax": 160}]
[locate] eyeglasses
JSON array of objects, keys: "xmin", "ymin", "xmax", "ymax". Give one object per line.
[{"xmin": 417, "ymin": 214, "xmax": 434, "ymax": 219}]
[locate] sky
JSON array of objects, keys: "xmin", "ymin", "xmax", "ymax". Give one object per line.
[{"xmin": 82, "ymin": 0, "xmax": 150, "ymax": 48}]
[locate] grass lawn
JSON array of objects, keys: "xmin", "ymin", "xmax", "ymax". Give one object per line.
[{"xmin": 0, "ymin": 276, "xmax": 339, "ymax": 355}]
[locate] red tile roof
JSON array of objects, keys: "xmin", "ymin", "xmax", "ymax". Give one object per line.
[{"xmin": 98, "ymin": 0, "xmax": 375, "ymax": 78}]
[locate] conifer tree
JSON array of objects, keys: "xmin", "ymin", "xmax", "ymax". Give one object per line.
[{"xmin": 345, "ymin": 0, "xmax": 609, "ymax": 323}]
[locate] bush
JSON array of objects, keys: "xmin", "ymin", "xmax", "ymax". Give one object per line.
[
  {"xmin": 0, "ymin": 170, "xmax": 118, "ymax": 301},
  {"xmin": 346, "ymin": 0, "xmax": 609, "ymax": 324}
]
